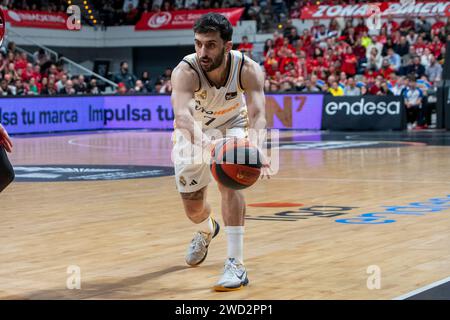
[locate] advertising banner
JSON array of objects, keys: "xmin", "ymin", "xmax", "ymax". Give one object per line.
[
  {"xmin": 135, "ymin": 8, "xmax": 244, "ymax": 31},
  {"xmin": 265, "ymin": 94, "xmax": 323, "ymax": 130},
  {"xmin": 0, "ymin": 94, "xmax": 324, "ymax": 134},
  {"xmin": 322, "ymin": 95, "xmax": 405, "ymax": 130},
  {"xmin": 301, "ymin": 2, "xmax": 450, "ymax": 19},
  {"xmin": 4, "ymin": 9, "xmax": 70, "ymax": 30}
]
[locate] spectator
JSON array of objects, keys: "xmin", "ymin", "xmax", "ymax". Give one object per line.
[
  {"xmin": 237, "ymin": 36, "xmax": 254, "ymax": 58},
  {"xmin": 159, "ymin": 67, "xmax": 172, "ymax": 83},
  {"xmin": 379, "ymin": 82, "xmax": 393, "ymax": 95},
  {"xmin": 0, "ymin": 79, "xmax": 13, "ymax": 96},
  {"xmin": 360, "ymin": 85, "xmax": 368, "ymax": 96},
  {"xmin": 74, "ymin": 75, "xmax": 88, "ymax": 94},
  {"xmin": 420, "ymin": 47, "xmax": 434, "ymax": 69},
  {"xmin": 302, "ymin": 78, "xmax": 320, "ymax": 92},
  {"xmin": 382, "ymin": 15, "xmax": 400, "ymax": 34},
  {"xmin": 425, "ymin": 55, "xmax": 443, "ymax": 83},
  {"xmin": 379, "ymin": 59, "xmax": 395, "ymax": 79},
  {"xmin": 140, "ymin": 71, "xmax": 153, "ymax": 92},
  {"xmin": 406, "ymin": 56, "xmax": 426, "ymax": 80},
  {"xmin": 344, "ymin": 77, "xmax": 360, "ymax": 96},
  {"xmin": 60, "ymin": 79, "xmax": 75, "ymax": 95},
  {"xmin": 33, "ymin": 48, "xmax": 51, "ymax": 68},
  {"xmin": 400, "ymin": 17, "xmax": 415, "ymax": 35},
  {"xmin": 329, "ymin": 81, "xmax": 344, "ymax": 96},
  {"xmin": 394, "ymin": 36, "xmax": 410, "ymax": 57},
  {"xmin": 263, "ymin": 38, "xmax": 275, "ymax": 58},
  {"xmin": 386, "ymin": 48, "xmax": 402, "ymax": 72},
  {"xmin": 132, "ymin": 79, "xmax": 148, "ymax": 93},
  {"xmin": 341, "ymin": 46, "xmax": 357, "ymax": 76},
  {"xmin": 28, "ymin": 77, "xmax": 39, "ymax": 95},
  {"xmin": 416, "ymin": 17, "xmax": 432, "ymax": 34},
  {"xmin": 56, "ymin": 74, "xmax": 68, "ymax": 92},
  {"xmin": 114, "ymin": 61, "xmax": 137, "ymax": 89},
  {"xmin": 117, "ymin": 82, "xmax": 128, "ymax": 94},
  {"xmin": 123, "ymin": 0, "xmax": 139, "ymax": 13},
  {"xmin": 88, "ymin": 78, "xmax": 100, "ymax": 94}
]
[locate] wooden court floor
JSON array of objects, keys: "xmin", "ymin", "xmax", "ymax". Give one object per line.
[{"xmin": 1, "ymin": 130, "xmax": 450, "ymax": 300}]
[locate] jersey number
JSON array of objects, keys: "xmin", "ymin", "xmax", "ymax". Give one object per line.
[{"xmin": 204, "ymin": 116, "xmax": 216, "ymax": 126}]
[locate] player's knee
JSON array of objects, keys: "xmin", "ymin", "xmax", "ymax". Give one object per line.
[
  {"xmin": 184, "ymin": 204, "xmax": 208, "ymax": 223},
  {"xmin": 0, "ymin": 165, "xmax": 14, "ymax": 192},
  {"xmin": 218, "ymin": 184, "xmax": 240, "ymax": 199}
]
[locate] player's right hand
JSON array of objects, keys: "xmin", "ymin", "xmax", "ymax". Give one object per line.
[{"xmin": 0, "ymin": 124, "xmax": 13, "ymax": 153}]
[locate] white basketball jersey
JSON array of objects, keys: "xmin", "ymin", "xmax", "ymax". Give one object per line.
[{"xmin": 182, "ymin": 50, "xmax": 249, "ymax": 131}]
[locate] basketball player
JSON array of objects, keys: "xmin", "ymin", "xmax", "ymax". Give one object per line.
[
  {"xmin": 171, "ymin": 13, "xmax": 268, "ymax": 291},
  {"xmin": 0, "ymin": 123, "xmax": 14, "ymax": 193}
]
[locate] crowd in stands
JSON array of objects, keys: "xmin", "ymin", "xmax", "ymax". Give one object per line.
[
  {"xmin": 0, "ymin": 42, "xmax": 105, "ymax": 96},
  {"xmin": 257, "ymin": 15, "xmax": 449, "ymax": 129},
  {"xmin": 0, "ymin": 41, "xmax": 170, "ymax": 96}
]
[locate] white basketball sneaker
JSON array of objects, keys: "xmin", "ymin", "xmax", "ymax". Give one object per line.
[
  {"xmin": 185, "ymin": 218, "xmax": 220, "ymax": 266},
  {"xmin": 214, "ymin": 257, "xmax": 249, "ymax": 292}
]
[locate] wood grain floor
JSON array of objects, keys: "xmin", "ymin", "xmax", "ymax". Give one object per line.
[{"xmin": 1, "ymin": 130, "xmax": 449, "ymax": 299}]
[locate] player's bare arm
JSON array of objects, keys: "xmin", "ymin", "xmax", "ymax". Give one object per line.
[
  {"xmin": 171, "ymin": 62, "xmax": 213, "ymax": 150},
  {"xmin": 241, "ymin": 57, "xmax": 267, "ymax": 131},
  {"xmin": 240, "ymin": 56, "xmax": 271, "ymax": 178}
]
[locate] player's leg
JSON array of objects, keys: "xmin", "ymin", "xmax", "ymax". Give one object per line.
[
  {"xmin": 173, "ymin": 129, "xmax": 220, "ymax": 266},
  {"xmin": 175, "ymin": 159, "xmax": 221, "ymax": 265},
  {"xmin": 0, "ymin": 146, "xmax": 14, "ymax": 193},
  {"xmin": 214, "ymin": 183, "xmax": 248, "ymax": 291},
  {"xmin": 180, "ymin": 186, "xmax": 221, "ymax": 266},
  {"xmin": 214, "ymin": 126, "xmax": 249, "ymax": 291}
]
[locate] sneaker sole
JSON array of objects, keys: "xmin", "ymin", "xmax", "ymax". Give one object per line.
[
  {"xmin": 213, "ymin": 279, "xmax": 249, "ymax": 292},
  {"xmin": 186, "ymin": 219, "xmax": 220, "ymax": 267}
]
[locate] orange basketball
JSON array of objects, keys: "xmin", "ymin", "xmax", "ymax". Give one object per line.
[{"xmin": 210, "ymin": 137, "xmax": 262, "ymax": 190}]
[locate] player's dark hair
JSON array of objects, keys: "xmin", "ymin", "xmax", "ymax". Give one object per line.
[{"xmin": 193, "ymin": 13, "xmax": 233, "ymax": 42}]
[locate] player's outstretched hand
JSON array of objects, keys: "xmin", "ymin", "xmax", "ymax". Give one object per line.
[{"xmin": 259, "ymin": 150, "xmax": 272, "ymax": 180}]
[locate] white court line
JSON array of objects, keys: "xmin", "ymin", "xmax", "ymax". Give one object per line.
[
  {"xmin": 68, "ymin": 139, "xmax": 125, "ymax": 149},
  {"xmin": 393, "ymin": 275, "xmax": 450, "ymax": 300},
  {"xmin": 272, "ymin": 177, "xmax": 450, "ymax": 184}
]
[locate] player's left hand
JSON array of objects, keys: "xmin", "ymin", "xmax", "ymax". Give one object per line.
[
  {"xmin": 259, "ymin": 149, "xmax": 272, "ymax": 180},
  {"xmin": 0, "ymin": 124, "xmax": 13, "ymax": 153}
]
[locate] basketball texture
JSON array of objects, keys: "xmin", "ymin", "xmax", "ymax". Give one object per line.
[{"xmin": 210, "ymin": 138, "xmax": 262, "ymax": 190}]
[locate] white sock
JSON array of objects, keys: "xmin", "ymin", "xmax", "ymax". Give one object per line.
[
  {"xmin": 226, "ymin": 226, "xmax": 244, "ymax": 264},
  {"xmin": 197, "ymin": 216, "xmax": 214, "ymax": 234}
]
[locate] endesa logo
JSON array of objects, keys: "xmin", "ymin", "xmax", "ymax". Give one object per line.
[
  {"xmin": 336, "ymin": 195, "xmax": 450, "ymax": 225},
  {"xmin": 325, "ymin": 98, "xmax": 401, "ymax": 116}
]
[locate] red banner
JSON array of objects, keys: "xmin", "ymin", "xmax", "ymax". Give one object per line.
[
  {"xmin": 301, "ymin": 1, "xmax": 450, "ymax": 19},
  {"xmin": 5, "ymin": 9, "xmax": 70, "ymax": 30},
  {"xmin": 135, "ymin": 8, "xmax": 244, "ymax": 31}
]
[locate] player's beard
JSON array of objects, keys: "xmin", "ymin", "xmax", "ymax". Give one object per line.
[{"xmin": 200, "ymin": 48, "xmax": 226, "ymax": 72}]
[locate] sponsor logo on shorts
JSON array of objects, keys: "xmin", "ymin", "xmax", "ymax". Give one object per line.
[{"xmin": 13, "ymin": 165, "xmax": 174, "ymax": 182}]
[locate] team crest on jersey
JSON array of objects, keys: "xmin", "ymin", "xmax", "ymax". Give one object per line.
[
  {"xmin": 196, "ymin": 90, "xmax": 207, "ymax": 100},
  {"xmin": 179, "ymin": 176, "xmax": 186, "ymax": 186},
  {"xmin": 225, "ymin": 91, "xmax": 237, "ymax": 100}
]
